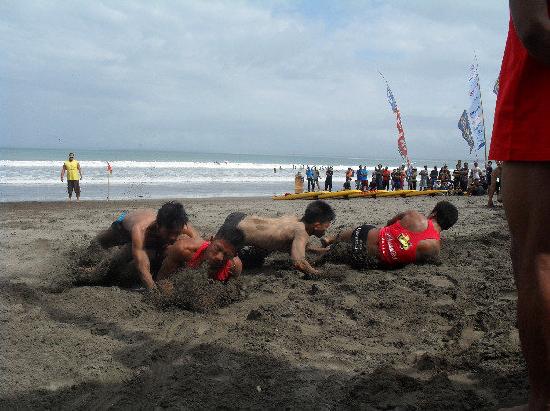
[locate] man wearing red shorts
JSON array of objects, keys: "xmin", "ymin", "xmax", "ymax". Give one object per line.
[{"xmin": 489, "ymin": 1, "xmax": 550, "ymax": 408}]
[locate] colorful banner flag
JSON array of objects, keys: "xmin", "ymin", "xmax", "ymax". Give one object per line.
[
  {"xmin": 458, "ymin": 110, "xmax": 474, "ymax": 153},
  {"xmin": 107, "ymin": 161, "xmax": 112, "ymax": 174},
  {"xmin": 467, "ymin": 61, "xmax": 486, "ymax": 150},
  {"xmin": 383, "ymin": 78, "xmax": 410, "ymax": 165},
  {"xmin": 493, "ymin": 77, "xmax": 499, "ymax": 95}
]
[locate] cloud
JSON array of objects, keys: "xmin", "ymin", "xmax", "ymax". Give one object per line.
[{"xmin": 0, "ymin": 0, "xmax": 508, "ymax": 160}]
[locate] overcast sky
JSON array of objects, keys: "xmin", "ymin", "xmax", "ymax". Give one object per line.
[{"xmin": 0, "ymin": 1, "xmax": 509, "ymax": 159}]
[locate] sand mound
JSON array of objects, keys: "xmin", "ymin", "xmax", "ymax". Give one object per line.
[{"xmin": 155, "ymin": 267, "xmax": 243, "ymax": 312}]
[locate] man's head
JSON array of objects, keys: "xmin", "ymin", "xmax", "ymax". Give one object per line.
[
  {"xmin": 488, "ymin": 160, "xmax": 493, "ymax": 166},
  {"xmin": 204, "ymin": 238, "xmax": 237, "ymax": 269},
  {"xmin": 302, "ymin": 200, "xmax": 335, "ymax": 237},
  {"xmin": 434, "ymin": 166, "xmax": 438, "ymax": 170},
  {"xmin": 68, "ymin": 152, "xmax": 75, "ymax": 161},
  {"xmin": 429, "ymin": 201, "xmax": 458, "ymax": 231},
  {"xmin": 474, "ymin": 162, "xmax": 478, "ymax": 167},
  {"xmin": 385, "ymin": 166, "xmax": 388, "ymax": 170},
  {"xmin": 464, "ymin": 162, "xmax": 469, "ymax": 168},
  {"xmin": 156, "ymin": 201, "xmax": 189, "ymax": 243},
  {"xmin": 424, "ymin": 165, "xmax": 428, "ymax": 170}
]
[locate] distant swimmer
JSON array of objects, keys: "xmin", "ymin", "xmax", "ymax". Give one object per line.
[
  {"xmin": 60, "ymin": 152, "xmax": 82, "ymax": 201},
  {"xmin": 321, "ymin": 201, "xmax": 458, "ymax": 268},
  {"xmin": 216, "ymin": 200, "xmax": 335, "ymax": 277},
  {"xmin": 88, "ymin": 201, "xmax": 198, "ymax": 290},
  {"xmin": 155, "ymin": 227, "xmax": 243, "ymax": 289}
]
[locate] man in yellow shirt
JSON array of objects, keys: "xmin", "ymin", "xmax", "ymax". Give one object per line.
[{"xmin": 60, "ymin": 152, "xmax": 82, "ymax": 201}]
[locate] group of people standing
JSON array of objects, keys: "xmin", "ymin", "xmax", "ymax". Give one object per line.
[{"xmin": 296, "ymin": 161, "xmax": 501, "ymax": 197}]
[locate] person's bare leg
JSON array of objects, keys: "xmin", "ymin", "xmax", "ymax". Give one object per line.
[{"xmin": 502, "ymin": 162, "xmax": 550, "ymax": 410}]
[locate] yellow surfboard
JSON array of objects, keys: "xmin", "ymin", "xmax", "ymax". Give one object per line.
[
  {"xmin": 346, "ymin": 190, "xmax": 387, "ymax": 198},
  {"xmin": 371, "ymin": 190, "xmax": 414, "ymax": 198},
  {"xmin": 273, "ymin": 191, "xmax": 329, "ymax": 200},
  {"xmin": 317, "ymin": 190, "xmax": 362, "ymax": 199},
  {"xmin": 403, "ymin": 189, "xmax": 447, "ymax": 197}
]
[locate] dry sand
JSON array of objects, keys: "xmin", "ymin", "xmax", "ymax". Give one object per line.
[{"xmin": 0, "ymin": 196, "xmax": 527, "ymax": 409}]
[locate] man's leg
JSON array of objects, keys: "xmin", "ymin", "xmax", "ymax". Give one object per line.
[
  {"xmin": 503, "ymin": 162, "xmax": 550, "ymax": 408},
  {"xmin": 67, "ymin": 181, "xmax": 73, "ymax": 201},
  {"xmin": 75, "ymin": 180, "xmax": 81, "ymax": 201}
]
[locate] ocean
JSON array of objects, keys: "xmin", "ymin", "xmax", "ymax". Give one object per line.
[{"xmin": 0, "ymin": 148, "xmax": 463, "ymax": 202}]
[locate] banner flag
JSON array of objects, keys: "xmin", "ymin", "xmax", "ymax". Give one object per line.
[
  {"xmin": 467, "ymin": 61, "xmax": 486, "ymax": 150},
  {"xmin": 382, "ymin": 76, "xmax": 410, "ymax": 166},
  {"xmin": 458, "ymin": 110, "xmax": 474, "ymax": 153}
]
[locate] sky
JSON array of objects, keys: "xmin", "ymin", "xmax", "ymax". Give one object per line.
[{"xmin": 0, "ymin": 0, "xmax": 509, "ymax": 160}]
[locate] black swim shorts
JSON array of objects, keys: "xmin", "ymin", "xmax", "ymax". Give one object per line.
[
  {"xmin": 216, "ymin": 212, "xmax": 246, "ymax": 249},
  {"xmin": 351, "ymin": 224, "xmax": 376, "ymax": 254}
]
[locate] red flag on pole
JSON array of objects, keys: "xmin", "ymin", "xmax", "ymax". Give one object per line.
[{"xmin": 107, "ymin": 162, "xmax": 113, "ymax": 174}]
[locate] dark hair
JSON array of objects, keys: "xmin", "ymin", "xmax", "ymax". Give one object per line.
[
  {"xmin": 215, "ymin": 215, "xmax": 246, "ymax": 250},
  {"xmin": 431, "ymin": 201, "xmax": 458, "ymax": 230},
  {"xmin": 156, "ymin": 201, "xmax": 188, "ymax": 230},
  {"xmin": 302, "ymin": 200, "xmax": 335, "ymax": 225}
]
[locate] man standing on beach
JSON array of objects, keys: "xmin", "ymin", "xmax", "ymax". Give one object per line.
[
  {"xmin": 60, "ymin": 152, "xmax": 82, "ymax": 201},
  {"xmin": 324, "ymin": 166, "xmax": 333, "ymax": 192},
  {"xmin": 489, "ymin": 1, "xmax": 550, "ymax": 408},
  {"xmin": 306, "ymin": 166, "xmax": 314, "ymax": 192},
  {"xmin": 419, "ymin": 166, "xmax": 428, "ymax": 191},
  {"xmin": 216, "ymin": 200, "xmax": 335, "ymax": 278}
]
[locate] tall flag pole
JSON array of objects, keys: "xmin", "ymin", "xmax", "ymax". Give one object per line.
[
  {"xmin": 379, "ymin": 72, "xmax": 411, "ymax": 169},
  {"xmin": 467, "ymin": 54, "xmax": 487, "ymax": 163},
  {"xmin": 106, "ymin": 161, "xmax": 113, "ymax": 201}
]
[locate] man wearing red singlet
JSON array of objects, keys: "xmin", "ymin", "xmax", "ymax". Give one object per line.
[
  {"xmin": 489, "ymin": 1, "xmax": 550, "ymax": 409},
  {"xmin": 320, "ymin": 201, "xmax": 458, "ymax": 268}
]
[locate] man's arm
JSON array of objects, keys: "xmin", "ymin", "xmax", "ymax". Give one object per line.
[
  {"xmin": 181, "ymin": 223, "xmax": 199, "ymax": 239},
  {"xmin": 290, "ymin": 228, "xmax": 320, "ymax": 276},
  {"xmin": 60, "ymin": 165, "xmax": 66, "ymax": 182},
  {"xmin": 131, "ymin": 225, "xmax": 156, "ymax": 290},
  {"xmin": 156, "ymin": 241, "xmax": 187, "ymax": 281},
  {"xmin": 77, "ymin": 163, "xmax": 82, "ymax": 179},
  {"xmin": 230, "ymin": 257, "xmax": 243, "ymax": 277},
  {"xmin": 510, "ymin": 0, "xmax": 550, "ymax": 65}
]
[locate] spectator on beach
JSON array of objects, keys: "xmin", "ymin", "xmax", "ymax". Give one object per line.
[
  {"xmin": 305, "ymin": 166, "xmax": 314, "ymax": 192},
  {"xmin": 439, "ymin": 165, "xmax": 451, "ymax": 189},
  {"xmin": 391, "ymin": 168, "xmax": 401, "ymax": 190},
  {"xmin": 487, "ymin": 161, "xmax": 502, "ymax": 207},
  {"xmin": 452, "ymin": 160, "xmax": 462, "ymax": 190},
  {"xmin": 400, "ymin": 166, "xmax": 406, "ymax": 189},
  {"xmin": 375, "ymin": 165, "xmax": 383, "ymax": 189},
  {"xmin": 489, "ymin": 2, "xmax": 550, "ymax": 407},
  {"xmin": 460, "ymin": 162, "xmax": 469, "ymax": 191},
  {"xmin": 419, "ymin": 166, "xmax": 429, "ymax": 191},
  {"xmin": 60, "ymin": 152, "xmax": 82, "ymax": 201},
  {"xmin": 471, "ymin": 162, "xmax": 482, "ymax": 182},
  {"xmin": 355, "ymin": 165, "xmax": 363, "ymax": 190},
  {"xmin": 360, "ymin": 166, "xmax": 369, "ymax": 191},
  {"xmin": 294, "ymin": 171, "xmax": 304, "ymax": 194},
  {"xmin": 324, "ymin": 167, "xmax": 333, "ymax": 192},
  {"xmin": 313, "ymin": 167, "xmax": 321, "ymax": 191},
  {"xmin": 408, "ymin": 168, "xmax": 418, "ymax": 190},
  {"xmin": 429, "ymin": 166, "xmax": 438, "ymax": 189},
  {"xmin": 484, "ymin": 161, "xmax": 493, "ymax": 190},
  {"xmin": 382, "ymin": 167, "xmax": 391, "ymax": 190},
  {"xmin": 345, "ymin": 167, "xmax": 354, "ymax": 182}
]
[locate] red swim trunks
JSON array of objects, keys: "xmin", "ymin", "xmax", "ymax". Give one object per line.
[{"xmin": 489, "ymin": 4, "xmax": 550, "ymax": 162}]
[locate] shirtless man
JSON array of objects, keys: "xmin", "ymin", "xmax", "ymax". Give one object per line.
[
  {"xmin": 155, "ymin": 228, "xmax": 243, "ymax": 287},
  {"xmin": 321, "ymin": 201, "xmax": 458, "ymax": 268},
  {"xmin": 86, "ymin": 201, "xmax": 198, "ymax": 290},
  {"xmin": 216, "ymin": 200, "xmax": 336, "ymax": 277},
  {"xmin": 487, "ymin": 161, "xmax": 502, "ymax": 207}
]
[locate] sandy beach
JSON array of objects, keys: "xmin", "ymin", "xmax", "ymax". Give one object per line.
[{"xmin": 0, "ymin": 195, "xmax": 527, "ymax": 409}]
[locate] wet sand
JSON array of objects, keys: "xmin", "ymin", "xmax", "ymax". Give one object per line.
[{"xmin": 0, "ymin": 196, "xmax": 527, "ymax": 409}]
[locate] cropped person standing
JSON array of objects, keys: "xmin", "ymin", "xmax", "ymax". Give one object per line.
[
  {"xmin": 489, "ymin": 1, "xmax": 550, "ymax": 408},
  {"xmin": 60, "ymin": 152, "xmax": 82, "ymax": 201}
]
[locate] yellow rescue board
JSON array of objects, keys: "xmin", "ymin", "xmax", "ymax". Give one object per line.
[
  {"xmin": 403, "ymin": 190, "xmax": 448, "ymax": 197},
  {"xmin": 346, "ymin": 190, "xmax": 388, "ymax": 198},
  {"xmin": 317, "ymin": 190, "xmax": 362, "ymax": 199},
  {"xmin": 372, "ymin": 190, "xmax": 415, "ymax": 197},
  {"xmin": 272, "ymin": 191, "xmax": 329, "ymax": 200}
]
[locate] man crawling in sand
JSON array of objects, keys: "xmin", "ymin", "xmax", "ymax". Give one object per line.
[
  {"xmin": 320, "ymin": 201, "xmax": 458, "ymax": 268},
  {"xmin": 213, "ymin": 200, "xmax": 336, "ymax": 277},
  {"xmin": 79, "ymin": 201, "xmax": 198, "ymax": 291},
  {"xmin": 154, "ymin": 224, "xmax": 243, "ymax": 290}
]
